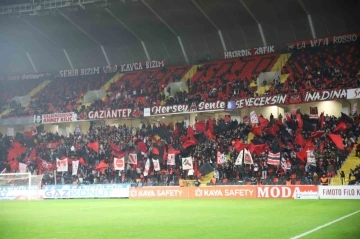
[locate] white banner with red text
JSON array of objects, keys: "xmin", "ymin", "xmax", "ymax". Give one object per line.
[{"xmin": 34, "ymin": 112, "xmax": 77, "ymax": 124}]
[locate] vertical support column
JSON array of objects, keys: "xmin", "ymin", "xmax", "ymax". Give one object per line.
[
  {"xmin": 63, "ymin": 49, "xmax": 74, "ymax": 69},
  {"xmin": 26, "ymin": 52, "xmax": 37, "ymax": 73},
  {"xmin": 100, "ymin": 45, "xmax": 111, "ymax": 66},
  {"xmin": 257, "ymin": 23, "xmax": 267, "ymax": 47},
  {"xmin": 141, "ymin": 41, "xmax": 151, "ymax": 61},
  {"xmin": 189, "ymin": 113, "xmax": 196, "ymax": 127},
  {"xmin": 218, "ymin": 30, "xmax": 227, "ymax": 52},
  {"xmin": 241, "ymin": 108, "xmax": 250, "ymax": 123},
  {"xmin": 307, "ymin": 14, "xmax": 317, "ymax": 39},
  {"xmin": 177, "ymin": 36, "xmax": 189, "ymax": 65}
]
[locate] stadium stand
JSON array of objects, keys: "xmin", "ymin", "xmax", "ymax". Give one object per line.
[
  {"xmin": 1, "ymin": 73, "xmax": 116, "ymax": 118},
  {"xmin": 1, "ymin": 110, "xmax": 359, "ymax": 186},
  {"xmin": 0, "ymin": 42, "xmax": 360, "ymax": 187}
]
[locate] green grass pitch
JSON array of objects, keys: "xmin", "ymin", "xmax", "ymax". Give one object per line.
[{"xmin": 0, "ymin": 199, "xmax": 359, "ymax": 239}]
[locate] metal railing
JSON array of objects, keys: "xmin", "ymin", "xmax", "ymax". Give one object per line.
[{"xmin": 0, "ymin": 0, "xmax": 108, "ymax": 15}]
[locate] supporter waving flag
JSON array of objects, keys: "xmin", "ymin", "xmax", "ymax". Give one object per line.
[
  {"xmin": 87, "ymin": 141, "xmax": 99, "ymax": 152},
  {"xmin": 267, "ymin": 151, "xmax": 280, "ymax": 165},
  {"xmin": 182, "ymin": 156, "xmax": 193, "ymax": 170}
]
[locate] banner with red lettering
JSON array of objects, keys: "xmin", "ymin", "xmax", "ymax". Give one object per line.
[
  {"xmin": 56, "ymin": 158, "xmax": 68, "ymax": 172},
  {"xmin": 128, "ymin": 154, "xmax": 137, "ymax": 165},
  {"xmin": 114, "ymin": 157, "xmax": 125, "ymax": 171},
  {"xmin": 34, "ymin": 112, "xmax": 77, "ymax": 124},
  {"xmin": 72, "ymin": 160, "xmax": 79, "ymax": 176}
]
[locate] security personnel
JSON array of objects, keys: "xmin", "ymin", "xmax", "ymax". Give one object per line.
[{"xmin": 320, "ymin": 174, "xmax": 328, "ymax": 185}]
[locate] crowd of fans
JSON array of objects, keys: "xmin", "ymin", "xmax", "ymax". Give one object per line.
[
  {"xmin": 1, "ymin": 42, "xmax": 360, "ymax": 120},
  {"xmin": 1, "ymin": 110, "xmax": 359, "ymax": 186}
]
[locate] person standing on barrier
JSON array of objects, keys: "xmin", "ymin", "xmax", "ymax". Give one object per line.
[
  {"xmin": 340, "ymin": 171, "xmax": 345, "ymax": 185},
  {"xmin": 320, "ymin": 174, "xmax": 328, "ymax": 186}
]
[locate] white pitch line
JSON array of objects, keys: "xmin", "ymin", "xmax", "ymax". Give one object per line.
[{"xmin": 290, "ymin": 210, "xmax": 360, "ymax": 239}]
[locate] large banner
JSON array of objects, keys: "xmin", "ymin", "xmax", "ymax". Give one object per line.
[
  {"xmin": 87, "ymin": 108, "xmax": 135, "ymax": 120},
  {"xmin": 129, "ymin": 185, "xmax": 317, "ymax": 199},
  {"xmin": 42, "ymin": 184, "xmax": 131, "ymax": 190},
  {"xmin": 148, "ymin": 89, "xmax": 350, "ymax": 116},
  {"xmin": 256, "ymin": 186, "xmax": 318, "ymax": 198},
  {"xmin": 43, "ymin": 188, "xmax": 129, "ymax": 199},
  {"xmin": 34, "ymin": 112, "xmax": 77, "ymax": 124},
  {"xmin": 318, "ymin": 186, "xmax": 360, "ymax": 199},
  {"xmin": 303, "ymin": 89, "xmax": 347, "ymax": 103},
  {"xmin": 42, "ymin": 184, "xmax": 130, "ymax": 199},
  {"xmin": 287, "ymin": 33, "xmax": 360, "ymax": 51},
  {"xmin": 224, "ymin": 45, "xmax": 275, "ymax": 59},
  {"xmin": 0, "ymin": 190, "xmax": 43, "ymax": 200},
  {"xmin": 3, "ymin": 72, "xmax": 52, "ymax": 81},
  {"xmin": 59, "ymin": 60, "xmax": 165, "ymax": 77},
  {"xmin": 130, "ymin": 186, "xmax": 257, "ymax": 199}
]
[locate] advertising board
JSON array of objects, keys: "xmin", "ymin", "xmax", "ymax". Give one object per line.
[
  {"xmin": 129, "ymin": 185, "xmax": 318, "ymax": 199},
  {"xmin": 318, "ymin": 186, "xmax": 360, "ymax": 199}
]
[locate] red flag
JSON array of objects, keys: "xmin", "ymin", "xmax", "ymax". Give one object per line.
[
  {"xmin": 187, "ymin": 126, "xmax": 194, "ymax": 137},
  {"xmin": 136, "ymin": 141, "xmax": 147, "ymax": 154},
  {"xmin": 109, "ymin": 143, "xmax": 120, "ymax": 152},
  {"xmin": 251, "ymin": 126, "xmax": 262, "ymax": 136},
  {"xmin": 328, "ymin": 134, "xmax": 344, "ymax": 150},
  {"xmin": 174, "ymin": 124, "xmax": 179, "ymax": 136},
  {"xmin": 24, "ymin": 130, "xmax": 34, "ymax": 137},
  {"xmin": 79, "ymin": 157, "xmax": 87, "ymax": 166},
  {"xmin": 182, "ymin": 136, "xmax": 198, "ymax": 149},
  {"xmin": 311, "ymin": 131, "xmax": 325, "ymax": 138},
  {"xmin": 24, "ymin": 148, "xmax": 37, "ymax": 164},
  {"xmin": 294, "ymin": 134, "xmax": 305, "ymax": 146},
  {"xmin": 87, "ymin": 142, "xmax": 99, "ymax": 152},
  {"xmin": 95, "ymin": 161, "xmax": 109, "ymax": 171},
  {"xmin": 319, "ymin": 112, "xmax": 324, "ymax": 129},
  {"xmin": 249, "ymin": 143, "xmax": 267, "ymax": 155},
  {"xmin": 112, "ymin": 150, "xmax": 127, "ymax": 159},
  {"xmin": 334, "ymin": 122, "xmax": 347, "ymax": 132},
  {"xmin": 168, "ymin": 146, "xmax": 180, "ymax": 156},
  {"xmin": 194, "ymin": 121, "xmax": 206, "ymax": 132},
  {"xmin": 152, "ymin": 147, "xmax": 160, "ymax": 155},
  {"xmin": 258, "ymin": 116, "xmax": 269, "ymax": 128},
  {"xmin": 296, "ymin": 148, "xmax": 307, "ymax": 163},
  {"xmin": 8, "ymin": 158, "xmax": 19, "ymax": 171},
  {"xmin": 207, "ymin": 118, "xmax": 215, "ymax": 129},
  {"xmin": 296, "ymin": 114, "xmax": 303, "ymax": 129},
  {"xmin": 37, "ymin": 158, "xmax": 56, "ymax": 171},
  {"xmin": 305, "ymin": 140, "xmax": 316, "ymax": 151},
  {"xmin": 206, "ymin": 128, "xmax": 215, "ymax": 139},
  {"xmin": 234, "ymin": 140, "xmax": 249, "ymax": 153}
]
